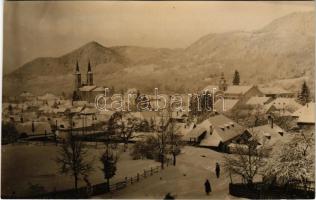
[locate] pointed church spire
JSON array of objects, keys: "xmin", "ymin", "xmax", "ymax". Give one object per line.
[
  {"xmin": 219, "ymin": 72, "xmax": 227, "ymax": 91},
  {"xmin": 87, "ymin": 59, "xmax": 94, "ymax": 85},
  {"xmin": 76, "ymin": 60, "xmax": 80, "ymax": 72},
  {"xmin": 88, "ymin": 60, "xmax": 92, "ymax": 72},
  {"xmin": 74, "ymin": 60, "xmax": 82, "ymax": 91}
]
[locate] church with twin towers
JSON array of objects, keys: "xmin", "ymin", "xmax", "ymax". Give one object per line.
[{"xmin": 73, "ymin": 60, "xmax": 106, "ymax": 103}]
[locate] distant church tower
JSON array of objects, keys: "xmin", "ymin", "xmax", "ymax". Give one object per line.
[
  {"xmin": 87, "ymin": 60, "xmax": 94, "ymax": 86},
  {"xmin": 74, "ymin": 61, "xmax": 82, "ymax": 91},
  {"xmin": 218, "ymin": 72, "xmax": 227, "ymax": 91}
]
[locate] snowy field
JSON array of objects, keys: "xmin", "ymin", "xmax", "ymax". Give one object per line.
[
  {"xmin": 1, "ymin": 142, "xmax": 158, "ymax": 196},
  {"xmin": 97, "ymin": 146, "xmax": 242, "ymax": 199},
  {"xmin": 3, "ymin": 143, "xmax": 254, "ymax": 199}
]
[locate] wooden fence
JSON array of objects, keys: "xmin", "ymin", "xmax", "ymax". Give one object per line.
[
  {"xmin": 109, "ymin": 165, "xmax": 162, "ymax": 192},
  {"xmin": 229, "ymin": 182, "xmax": 315, "ymax": 199},
  {"xmin": 3, "ymin": 163, "xmax": 169, "ymax": 199}
]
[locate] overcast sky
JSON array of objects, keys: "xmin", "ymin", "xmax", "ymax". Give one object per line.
[{"xmin": 3, "ymin": 1, "xmax": 314, "ymax": 74}]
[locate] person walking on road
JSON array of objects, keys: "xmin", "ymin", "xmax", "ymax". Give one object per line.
[
  {"xmin": 215, "ymin": 162, "xmax": 220, "ymax": 178},
  {"xmin": 204, "ymin": 179, "xmax": 212, "ymax": 195}
]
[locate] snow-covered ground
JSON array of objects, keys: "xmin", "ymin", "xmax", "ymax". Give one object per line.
[
  {"xmin": 1, "ymin": 143, "xmax": 158, "ymax": 196},
  {"xmin": 96, "ymin": 146, "xmax": 241, "ymax": 199},
  {"xmin": 2, "ymin": 143, "xmax": 253, "ymax": 198}
]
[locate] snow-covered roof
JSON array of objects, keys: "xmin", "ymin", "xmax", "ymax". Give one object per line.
[
  {"xmin": 16, "ymin": 121, "xmax": 52, "ymax": 135},
  {"xmin": 259, "ymin": 87, "xmax": 294, "ymax": 95},
  {"xmin": 214, "ymin": 99, "xmax": 239, "ymax": 112},
  {"xmin": 224, "ymin": 85, "xmax": 254, "ymax": 95},
  {"xmin": 267, "ymin": 98, "xmax": 302, "ymax": 113},
  {"xmin": 79, "ymin": 85, "xmax": 97, "ymax": 92},
  {"xmin": 249, "ymin": 124, "xmax": 291, "ymax": 147},
  {"xmin": 38, "ymin": 93, "xmax": 59, "ymax": 101},
  {"xmin": 92, "ymin": 87, "xmax": 106, "ymax": 92},
  {"xmin": 291, "ymin": 103, "xmax": 315, "ymax": 124},
  {"xmin": 73, "ymin": 101, "xmax": 88, "ymax": 106},
  {"xmin": 246, "ymin": 96, "xmax": 271, "ymax": 105},
  {"xmin": 20, "ymin": 92, "xmax": 34, "ymax": 97},
  {"xmin": 207, "ymin": 115, "xmax": 244, "ymax": 142},
  {"xmin": 80, "ymin": 107, "xmax": 97, "ymax": 115},
  {"xmin": 203, "ymin": 85, "xmax": 219, "ymax": 92},
  {"xmin": 186, "ymin": 114, "xmax": 244, "ymax": 146},
  {"xmin": 183, "ymin": 126, "xmax": 207, "ymax": 141}
]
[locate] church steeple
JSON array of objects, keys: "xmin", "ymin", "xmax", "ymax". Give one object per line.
[
  {"xmin": 74, "ymin": 61, "xmax": 82, "ymax": 91},
  {"xmin": 76, "ymin": 60, "xmax": 80, "ymax": 72},
  {"xmin": 87, "ymin": 60, "xmax": 94, "ymax": 86},
  {"xmin": 218, "ymin": 72, "xmax": 227, "ymax": 91}
]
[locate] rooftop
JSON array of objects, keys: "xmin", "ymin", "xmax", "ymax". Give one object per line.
[
  {"xmin": 224, "ymin": 85, "xmax": 254, "ymax": 95},
  {"xmin": 292, "ymin": 103, "xmax": 315, "ymax": 124},
  {"xmin": 246, "ymin": 96, "xmax": 271, "ymax": 105},
  {"xmin": 79, "ymin": 85, "xmax": 97, "ymax": 92},
  {"xmin": 259, "ymin": 87, "xmax": 293, "ymax": 95}
]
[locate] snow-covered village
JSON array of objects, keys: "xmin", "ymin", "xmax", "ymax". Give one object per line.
[{"xmin": 2, "ymin": 1, "xmax": 315, "ymax": 199}]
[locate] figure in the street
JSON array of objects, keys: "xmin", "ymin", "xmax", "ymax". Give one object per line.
[
  {"xmin": 216, "ymin": 162, "xmax": 220, "ymax": 178},
  {"xmin": 164, "ymin": 192, "xmax": 175, "ymax": 200},
  {"xmin": 204, "ymin": 179, "xmax": 211, "ymax": 195},
  {"xmin": 84, "ymin": 175, "xmax": 93, "ymax": 197}
]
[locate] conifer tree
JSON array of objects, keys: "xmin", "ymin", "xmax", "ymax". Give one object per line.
[
  {"xmin": 297, "ymin": 81, "xmax": 310, "ymax": 105},
  {"xmin": 232, "ymin": 70, "xmax": 240, "ymax": 85}
]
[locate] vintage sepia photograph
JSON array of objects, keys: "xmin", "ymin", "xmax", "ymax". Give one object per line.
[{"xmin": 1, "ymin": 1, "xmax": 315, "ymax": 199}]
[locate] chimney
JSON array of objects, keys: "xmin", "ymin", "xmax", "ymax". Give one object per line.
[{"xmin": 270, "ymin": 117, "xmax": 274, "ymax": 129}]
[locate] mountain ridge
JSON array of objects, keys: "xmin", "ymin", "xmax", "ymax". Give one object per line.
[{"xmin": 3, "ymin": 11, "xmax": 314, "ymax": 96}]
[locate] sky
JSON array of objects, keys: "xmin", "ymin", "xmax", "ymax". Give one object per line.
[{"xmin": 3, "ymin": 1, "xmax": 314, "ymax": 74}]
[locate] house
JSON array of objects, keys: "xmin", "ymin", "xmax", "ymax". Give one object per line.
[
  {"xmin": 38, "ymin": 93, "xmax": 60, "ymax": 106},
  {"xmin": 266, "ymin": 98, "xmax": 302, "ymax": 116},
  {"xmin": 213, "ymin": 99, "xmax": 239, "ymax": 113},
  {"xmin": 38, "ymin": 105, "xmax": 54, "ymax": 114},
  {"xmin": 73, "ymin": 61, "xmax": 106, "ymax": 103},
  {"xmin": 203, "ymin": 73, "xmax": 263, "ymax": 106},
  {"xmin": 19, "ymin": 91, "xmax": 36, "ymax": 102},
  {"xmin": 183, "ymin": 114, "xmax": 246, "ymax": 152},
  {"xmin": 79, "ymin": 85, "xmax": 98, "ymax": 102},
  {"xmin": 223, "ymin": 85, "xmax": 263, "ymax": 101},
  {"xmin": 246, "ymin": 96, "xmax": 273, "ymax": 106},
  {"xmin": 96, "ymin": 110, "xmax": 114, "ymax": 123},
  {"xmin": 245, "ymin": 96, "xmax": 276, "ymax": 114},
  {"xmin": 259, "ymin": 87, "xmax": 295, "ymax": 98},
  {"xmin": 245, "ymin": 123, "xmax": 292, "ymax": 150},
  {"xmin": 15, "ymin": 121, "xmax": 52, "ymax": 137},
  {"xmin": 291, "ymin": 103, "xmax": 315, "ymax": 128}
]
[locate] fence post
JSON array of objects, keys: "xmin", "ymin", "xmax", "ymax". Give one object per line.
[
  {"xmin": 131, "ymin": 177, "xmax": 133, "ymax": 184},
  {"xmin": 137, "ymin": 173, "xmax": 140, "ymax": 182}
]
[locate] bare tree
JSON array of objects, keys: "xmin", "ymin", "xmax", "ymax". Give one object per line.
[
  {"xmin": 119, "ymin": 117, "xmax": 139, "ymax": 152},
  {"xmin": 157, "ymin": 112, "xmax": 168, "ymax": 169},
  {"xmin": 56, "ymin": 133, "xmax": 92, "ymax": 191},
  {"xmin": 224, "ymin": 135, "xmax": 270, "ymax": 186},
  {"xmin": 56, "ymin": 113, "xmax": 93, "ymax": 191},
  {"xmin": 108, "ymin": 112, "xmax": 139, "ymax": 152},
  {"xmin": 166, "ymin": 109, "xmax": 183, "ymax": 166}
]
